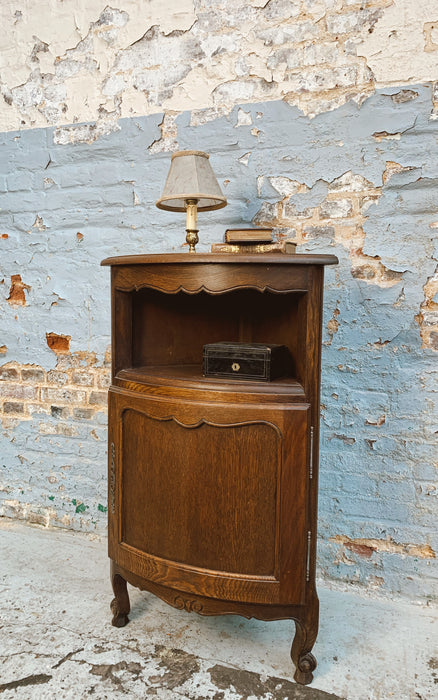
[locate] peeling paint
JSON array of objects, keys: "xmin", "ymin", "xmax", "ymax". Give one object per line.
[
  {"xmin": 46, "ymin": 333, "xmax": 71, "ymax": 355},
  {"xmin": 0, "ymin": 0, "xmax": 196, "ymax": 132},
  {"xmin": 0, "ymin": 0, "xmax": 416, "ymax": 134},
  {"xmin": 325, "ymin": 306, "xmax": 340, "ymax": 346},
  {"xmin": 254, "ymin": 169, "xmax": 405, "ymax": 288},
  {"xmin": 0, "ymin": 79, "xmax": 437, "ymax": 599},
  {"xmin": 332, "ymin": 535, "xmax": 436, "ymax": 560},
  {"xmin": 416, "ymin": 268, "xmax": 438, "ymax": 349},
  {"xmin": 32, "ymin": 214, "xmax": 46, "ymax": 231},
  {"xmin": 7, "ymin": 274, "xmax": 30, "ymax": 306},
  {"xmin": 382, "ymin": 161, "xmax": 416, "ymax": 185},
  {"xmin": 148, "ymin": 111, "xmax": 179, "ymax": 154},
  {"xmin": 358, "ymin": 0, "xmax": 438, "ymax": 85}
]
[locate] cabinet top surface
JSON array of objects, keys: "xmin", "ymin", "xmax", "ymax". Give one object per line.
[{"xmin": 101, "ymin": 253, "xmax": 338, "ymax": 267}]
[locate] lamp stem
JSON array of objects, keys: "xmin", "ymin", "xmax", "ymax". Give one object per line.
[{"xmin": 185, "ymin": 198, "xmax": 199, "ymax": 253}]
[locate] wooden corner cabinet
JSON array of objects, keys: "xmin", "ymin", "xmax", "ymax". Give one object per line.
[{"xmin": 101, "ymin": 252, "xmax": 337, "ymax": 685}]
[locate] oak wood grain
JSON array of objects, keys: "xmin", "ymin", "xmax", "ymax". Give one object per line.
[
  {"xmin": 102, "ymin": 253, "xmax": 338, "ymax": 266},
  {"xmin": 104, "ymin": 252, "xmax": 337, "ymax": 684}
]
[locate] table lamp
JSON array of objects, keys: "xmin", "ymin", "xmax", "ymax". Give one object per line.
[{"xmin": 156, "ymin": 150, "xmax": 227, "ymax": 252}]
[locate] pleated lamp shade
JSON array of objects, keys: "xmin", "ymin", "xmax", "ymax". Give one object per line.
[{"xmin": 156, "ymin": 150, "xmax": 227, "ymax": 212}]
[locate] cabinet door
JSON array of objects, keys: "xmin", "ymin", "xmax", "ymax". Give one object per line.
[{"xmin": 108, "ymin": 389, "xmax": 310, "ymax": 606}]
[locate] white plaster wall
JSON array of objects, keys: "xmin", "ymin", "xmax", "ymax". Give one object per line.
[
  {"xmin": 0, "ymin": 0, "xmax": 196, "ymax": 130},
  {"xmin": 358, "ymin": 0, "xmax": 438, "ymax": 85},
  {"xmin": 1, "ymin": 0, "xmax": 437, "ymax": 137}
]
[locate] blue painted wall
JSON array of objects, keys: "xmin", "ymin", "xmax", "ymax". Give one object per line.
[{"xmin": 0, "ymin": 86, "xmax": 437, "ymax": 599}]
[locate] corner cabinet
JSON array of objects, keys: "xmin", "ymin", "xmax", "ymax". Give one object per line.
[{"xmin": 101, "ymin": 253, "xmax": 337, "ymax": 685}]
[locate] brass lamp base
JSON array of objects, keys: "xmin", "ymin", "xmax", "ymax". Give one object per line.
[
  {"xmin": 186, "ymin": 229, "xmax": 199, "ymax": 253},
  {"xmin": 155, "ymin": 151, "xmax": 227, "ymax": 252},
  {"xmin": 185, "ymin": 198, "xmax": 199, "ymax": 253}
]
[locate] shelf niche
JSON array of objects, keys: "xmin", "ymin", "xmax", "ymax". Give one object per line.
[{"xmin": 118, "ymin": 287, "xmax": 308, "ymax": 388}]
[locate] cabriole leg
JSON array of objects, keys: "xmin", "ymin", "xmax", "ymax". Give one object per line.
[
  {"xmin": 290, "ymin": 597, "xmax": 319, "ymax": 685},
  {"xmin": 291, "ymin": 619, "xmax": 317, "ymax": 684},
  {"xmin": 110, "ymin": 561, "xmax": 130, "ymax": 628}
]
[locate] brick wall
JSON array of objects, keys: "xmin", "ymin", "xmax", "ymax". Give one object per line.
[{"xmin": 0, "ymin": 1, "xmax": 437, "ymax": 601}]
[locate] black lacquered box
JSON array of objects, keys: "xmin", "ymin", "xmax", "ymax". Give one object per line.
[{"xmin": 203, "ymin": 342, "xmax": 292, "ymax": 381}]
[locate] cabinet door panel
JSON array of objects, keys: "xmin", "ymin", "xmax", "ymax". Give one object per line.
[
  {"xmin": 109, "ymin": 389, "xmax": 309, "ymax": 605},
  {"xmin": 122, "ymin": 411, "xmax": 279, "ymax": 576}
]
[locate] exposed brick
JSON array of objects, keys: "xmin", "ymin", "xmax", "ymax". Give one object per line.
[
  {"xmin": 104, "ymin": 347, "xmax": 112, "ymax": 366},
  {"xmin": 46, "ymin": 332, "xmax": 71, "ymax": 355},
  {"xmin": 345, "ymin": 542, "xmax": 376, "ymax": 559},
  {"xmin": 89, "ymin": 391, "xmax": 108, "ymax": 407},
  {"xmin": 390, "ymin": 89, "xmax": 419, "ymax": 104},
  {"xmin": 304, "ymin": 226, "xmax": 335, "ymax": 241},
  {"xmin": 343, "ymin": 0, "xmax": 382, "ymax": 5},
  {"xmin": 74, "ymin": 351, "xmax": 98, "ymax": 367},
  {"xmin": 7, "ymin": 274, "xmax": 31, "ymax": 306},
  {"xmin": 51, "ymin": 405, "xmax": 71, "ymax": 419},
  {"xmin": 73, "ymin": 408, "xmax": 95, "ymax": 420},
  {"xmin": 47, "ymin": 370, "xmax": 68, "ymax": 386},
  {"xmin": 319, "ymin": 198, "xmax": 353, "ymax": 219},
  {"xmin": 96, "ymin": 371, "xmax": 110, "ymax": 389},
  {"xmin": 351, "ymin": 264, "xmax": 376, "ymax": 280},
  {"xmin": 0, "ymin": 367, "xmax": 19, "ymax": 380},
  {"xmin": 39, "ymin": 422, "xmax": 78, "ymax": 437},
  {"xmin": 21, "ymin": 368, "xmax": 45, "ymax": 382},
  {"xmin": 3, "ymin": 402, "xmax": 24, "ymax": 414},
  {"xmin": 0, "ymin": 383, "xmax": 38, "ymax": 400},
  {"xmin": 282, "ymin": 201, "xmax": 313, "ymax": 219},
  {"xmin": 27, "ymin": 404, "xmax": 51, "ymax": 416},
  {"xmin": 40, "ymin": 387, "xmax": 87, "ymax": 404},
  {"xmin": 332, "ymin": 535, "xmax": 436, "ymax": 560},
  {"xmin": 429, "ymin": 331, "xmax": 438, "ymax": 350},
  {"xmin": 260, "ymin": 20, "xmax": 319, "ymax": 46},
  {"xmin": 253, "ymin": 201, "xmax": 281, "ymax": 225},
  {"xmin": 54, "ymin": 356, "xmax": 75, "ymax": 370},
  {"xmin": 70, "ymin": 370, "xmax": 95, "ymax": 386},
  {"xmin": 293, "ymin": 65, "xmax": 358, "ymax": 93},
  {"xmin": 302, "ymin": 0, "xmax": 338, "ymax": 13},
  {"xmin": 329, "ymin": 172, "xmax": 375, "ymax": 193},
  {"xmin": 274, "ymin": 44, "xmax": 336, "ymax": 75},
  {"xmin": 326, "ymin": 9, "xmax": 381, "ymax": 37}
]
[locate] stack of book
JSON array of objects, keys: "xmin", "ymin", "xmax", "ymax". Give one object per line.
[{"xmin": 211, "ymin": 228, "xmax": 297, "ymax": 254}]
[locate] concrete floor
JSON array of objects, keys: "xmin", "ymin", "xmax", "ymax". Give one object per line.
[{"xmin": 0, "ymin": 519, "xmax": 437, "ymax": 700}]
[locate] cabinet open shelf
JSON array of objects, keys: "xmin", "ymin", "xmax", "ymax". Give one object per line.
[
  {"xmin": 114, "ymin": 286, "xmax": 311, "ymax": 392},
  {"xmin": 115, "ymin": 364, "xmax": 306, "ymax": 399}
]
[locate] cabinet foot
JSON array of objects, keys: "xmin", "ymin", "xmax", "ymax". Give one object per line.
[
  {"xmin": 291, "ymin": 614, "xmax": 318, "ymax": 685},
  {"xmin": 110, "ymin": 563, "xmax": 130, "ymax": 628}
]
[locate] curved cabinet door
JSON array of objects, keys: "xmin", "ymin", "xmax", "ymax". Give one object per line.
[{"xmin": 108, "ymin": 388, "xmax": 310, "ymax": 606}]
